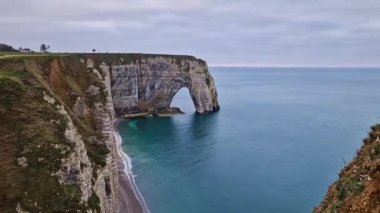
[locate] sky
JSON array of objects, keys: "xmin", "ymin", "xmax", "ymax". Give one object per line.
[{"xmin": 1, "ymin": 0, "xmax": 380, "ymax": 66}]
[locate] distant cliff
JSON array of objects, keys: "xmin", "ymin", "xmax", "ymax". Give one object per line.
[
  {"xmin": 0, "ymin": 53, "xmax": 219, "ymax": 212},
  {"xmin": 315, "ymin": 124, "xmax": 380, "ymax": 213}
]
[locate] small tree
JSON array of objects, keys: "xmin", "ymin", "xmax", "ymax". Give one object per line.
[
  {"xmin": 40, "ymin": 44, "xmax": 47, "ymax": 53},
  {"xmin": 92, "ymin": 49, "xmax": 96, "ymax": 53}
]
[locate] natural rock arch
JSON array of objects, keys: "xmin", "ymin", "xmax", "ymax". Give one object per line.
[
  {"xmin": 168, "ymin": 87, "xmax": 193, "ymax": 111},
  {"xmin": 107, "ymin": 55, "xmax": 219, "ymax": 116}
]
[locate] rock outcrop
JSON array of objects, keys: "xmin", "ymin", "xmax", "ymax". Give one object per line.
[
  {"xmin": 109, "ymin": 54, "xmax": 219, "ymax": 116},
  {"xmin": 0, "ymin": 53, "xmax": 219, "ymax": 213}
]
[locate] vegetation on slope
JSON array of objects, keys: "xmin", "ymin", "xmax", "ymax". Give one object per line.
[
  {"xmin": 0, "ymin": 55, "xmax": 111, "ymax": 212},
  {"xmin": 315, "ymin": 124, "xmax": 380, "ymax": 213},
  {"xmin": 0, "ymin": 69, "xmax": 88, "ymax": 212}
]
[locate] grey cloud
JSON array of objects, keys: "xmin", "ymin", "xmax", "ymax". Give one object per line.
[{"xmin": 1, "ymin": 0, "xmax": 380, "ymax": 66}]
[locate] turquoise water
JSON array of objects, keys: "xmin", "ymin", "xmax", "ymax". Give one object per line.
[{"xmin": 118, "ymin": 67, "xmax": 380, "ymax": 213}]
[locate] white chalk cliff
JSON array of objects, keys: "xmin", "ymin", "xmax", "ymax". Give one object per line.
[{"xmin": 108, "ymin": 54, "xmax": 219, "ymax": 115}]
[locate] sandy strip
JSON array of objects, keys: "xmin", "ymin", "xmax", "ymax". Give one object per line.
[{"xmin": 113, "ymin": 120, "xmax": 150, "ymax": 213}]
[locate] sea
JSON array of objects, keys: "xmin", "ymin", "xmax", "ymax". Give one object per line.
[{"xmin": 117, "ymin": 67, "xmax": 380, "ymax": 213}]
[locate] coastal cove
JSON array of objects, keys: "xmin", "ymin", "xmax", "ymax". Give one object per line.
[
  {"xmin": 2, "ymin": 1, "xmax": 380, "ymax": 212},
  {"xmin": 117, "ymin": 67, "xmax": 380, "ymax": 213},
  {"xmin": 0, "ymin": 53, "xmax": 219, "ymax": 212}
]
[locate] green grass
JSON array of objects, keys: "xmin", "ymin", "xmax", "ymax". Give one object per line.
[
  {"xmin": 372, "ymin": 143, "xmax": 380, "ymax": 157},
  {"xmin": 88, "ymin": 191, "xmax": 101, "ymax": 212},
  {"xmin": 0, "ymin": 51, "xmax": 70, "ymax": 57},
  {"xmin": 86, "ymin": 143, "xmax": 110, "ymax": 167},
  {"xmin": 331, "ymin": 201, "xmax": 343, "ymax": 212},
  {"xmin": 336, "ymin": 176, "xmax": 364, "ymax": 201}
]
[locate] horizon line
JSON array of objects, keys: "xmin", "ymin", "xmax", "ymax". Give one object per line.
[{"xmin": 208, "ymin": 64, "xmax": 380, "ymax": 68}]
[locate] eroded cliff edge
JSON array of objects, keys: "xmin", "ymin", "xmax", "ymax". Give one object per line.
[
  {"xmin": 314, "ymin": 124, "xmax": 380, "ymax": 213},
  {"xmin": 0, "ymin": 53, "xmax": 219, "ymax": 212}
]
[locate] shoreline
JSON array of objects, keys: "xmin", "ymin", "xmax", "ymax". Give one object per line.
[{"xmin": 113, "ymin": 119, "xmax": 150, "ymax": 213}]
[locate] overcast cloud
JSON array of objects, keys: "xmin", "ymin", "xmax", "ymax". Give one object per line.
[{"xmin": 1, "ymin": 0, "xmax": 380, "ymax": 66}]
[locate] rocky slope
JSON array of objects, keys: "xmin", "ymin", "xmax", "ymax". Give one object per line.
[
  {"xmin": 0, "ymin": 53, "xmax": 219, "ymax": 212},
  {"xmin": 314, "ymin": 124, "xmax": 380, "ymax": 213}
]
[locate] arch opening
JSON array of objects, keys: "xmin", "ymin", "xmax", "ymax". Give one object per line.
[{"xmin": 170, "ymin": 87, "xmax": 195, "ymax": 114}]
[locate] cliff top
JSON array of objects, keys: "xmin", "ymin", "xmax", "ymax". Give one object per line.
[{"xmin": 0, "ymin": 52, "xmax": 204, "ymax": 61}]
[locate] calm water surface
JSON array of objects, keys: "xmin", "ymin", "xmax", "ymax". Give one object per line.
[{"xmin": 118, "ymin": 67, "xmax": 380, "ymax": 213}]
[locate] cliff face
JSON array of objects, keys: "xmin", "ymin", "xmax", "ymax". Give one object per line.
[
  {"xmin": 315, "ymin": 124, "xmax": 380, "ymax": 213},
  {"xmin": 0, "ymin": 53, "xmax": 219, "ymax": 212},
  {"xmin": 109, "ymin": 54, "xmax": 219, "ymax": 115},
  {"xmin": 0, "ymin": 55, "xmax": 119, "ymax": 212}
]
